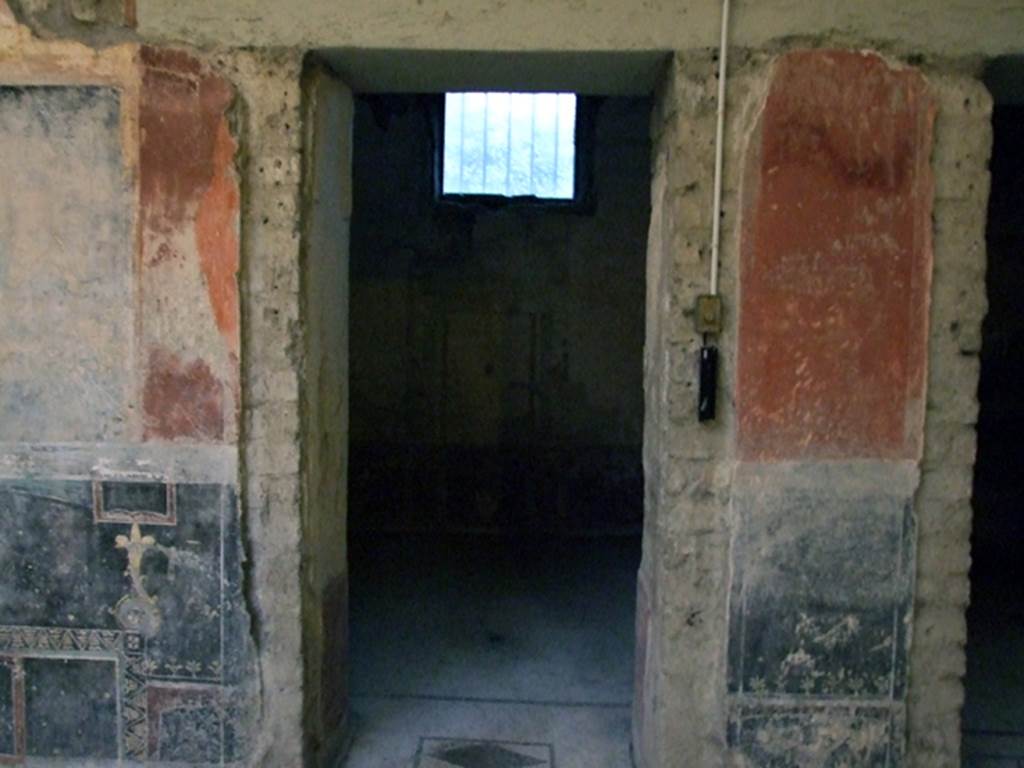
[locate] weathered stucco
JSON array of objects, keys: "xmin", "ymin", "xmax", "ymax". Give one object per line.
[
  {"xmin": 206, "ymin": 45, "xmax": 307, "ymax": 768},
  {"xmin": 139, "ymin": 45, "xmax": 241, "ymax": 444},
  {"xmin": 0, "ymin": 83, "xmax": 134, "ymax": 443},
  {"xmin": 135, "ymin": 0, "xmax": 1024, "ymax": 59},
  {"xmin": 636, "ymin": 45, "xmax": 989, "ymax": 768},
  {"xmin": 635, "ymin": 49, "xmax": 733, "ymax": 768},
  {"xmin": 906, "ymin": 72, "xmax": 992, "ymax": 768},
  {"xmin": 299, "ymin": 61, "xmax": 352, "ymax": 768}
]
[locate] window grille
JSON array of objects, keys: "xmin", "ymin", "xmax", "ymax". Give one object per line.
[{"xmin": 442, "ymin": 92, "xmax": 577, "ymax": 199}]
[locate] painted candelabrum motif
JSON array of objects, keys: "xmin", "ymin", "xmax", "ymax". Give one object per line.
[{"xmin": 114, "ymin": 522, "xmax": 161, "ymax": 638}]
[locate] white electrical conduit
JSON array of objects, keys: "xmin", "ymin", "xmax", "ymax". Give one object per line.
[{"xmin": 709, "ymin": 0, "xmax": 730, "ymax": 297}]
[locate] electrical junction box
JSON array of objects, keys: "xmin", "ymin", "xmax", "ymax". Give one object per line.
[{"xmin": 695, "ymin": 294, "xmax": 723, "ymax": 334}]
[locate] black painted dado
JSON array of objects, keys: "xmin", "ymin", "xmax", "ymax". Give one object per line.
[
  {"xmin": 0, "ymin": 480, "xmax": 126, "ymax": 628},
  {"xmin": 24, "ymin": 657, "xmax": 119, "ymax": 759},
  {"xmin": 0, "ymin": 477, "xmax": 253, "ymax": 764},
  {"xmin": 157, "ymin": 704, "xmax": 223, "ymax": 763},
  {"xmin": 728, "ymin": 704, "xmax": 896, "ymax": 767},
  {"xmin": 143, "ymin": 483, "xmax": 246, "ymax": 684},
  {"xmin": 728, "ymin": 488, "xmax": 914, "ymax": 698},
  {"xmin": 726, "ymin": 467, "xmax": 917, "ymax": 765}
]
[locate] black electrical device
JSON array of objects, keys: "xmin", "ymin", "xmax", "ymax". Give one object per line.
[{"xmin": 698, "ymin": 344, "xmax": 718, "ymax": 422}]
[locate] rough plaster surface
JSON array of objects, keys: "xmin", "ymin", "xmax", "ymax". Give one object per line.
[
  {"xmin": 905, "ymin": 72, "xmax": 992, "ymax": 768},
  {"xmin": 635, "ymin": 50, "xmax": 734, "ymax": 768},
  {"xmin": 139, "ymin": 45, "xmax": 241, "ymax": 445},
  {"xmin": 135, "ymin": 0, "xmax": 1024, "ymax": 59},
  {"xmin": 299, "ymin": 63, "xmax": 352, "ymax": 768},
  {"xmin": 218, "ymin": 47, "xmax": 307, "ymax": 768},
  {"xmin": 0, "ymin": 0, "xmax": 16, "ymax": 27},
  {"xmin": 0, "ymin": 19, "xmax": 243, "ymax": 453},
  {"xmin": 6, "ymin": 0, "xmax": 135, "ymax": 46},
  {"xmin": 0, "ymin": 84, "xmax": 134, "ymax": 443},
  {"xmin": 637, "ymin": 46, "xmax": 986, "ymax": 768}
]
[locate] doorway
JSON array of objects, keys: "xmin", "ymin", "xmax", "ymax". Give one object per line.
[
  {"xmin": 963, "ymin": 60, "xmax": 1024, "ymax": 767},
  {"xmin": 342, "ymin": 89, "xmax": 650, "ymax": 767}
]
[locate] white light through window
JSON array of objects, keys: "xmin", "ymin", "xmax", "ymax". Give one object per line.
[{"xmin": 442, "ymin": 92, "xmax": 577, "ymax": 199}]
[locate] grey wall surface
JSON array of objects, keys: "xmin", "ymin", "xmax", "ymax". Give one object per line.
[
  {"xmin": 0, "ymin": 85, "xmax": 133, "ymax": 443},
  {"xmin": 348, "ymin": 95, "xmax": 650, "ymax": 534},
  {"xmin": 135, "ymin": 0, "xmax": 1024, "ymax": 59},
  {"xmin": 299, "ymin": 62, "xmax": 353, "ymax": 768}
]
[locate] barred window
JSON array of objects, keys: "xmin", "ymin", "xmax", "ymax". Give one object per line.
[{"xmin": 441, "ymin": 92, "xmax": 577, "ymax": 200}]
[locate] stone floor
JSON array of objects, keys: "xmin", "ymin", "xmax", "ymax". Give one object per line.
[
  {"xmin": 963, "ymin": 565, "xmax": 1024, "ymax": 767},
  {"xmin": 341, "ymin": 534, "xmax": 640, "ymax": 768},
  {"xmin": 338, "ymin": 532, "xmax": 1024, "ymax": 767}
]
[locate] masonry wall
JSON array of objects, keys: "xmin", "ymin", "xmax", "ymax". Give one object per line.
[
  {"xmin": 348, "ymin": 95, "xmax": 649, "ymax": 535},
  {"xmin": 219, "ymin": 48, "xmax": 308, "ymax": 768},
  {"xmin": 728, "ymin": 49, "xmax": 935, "ymax": 765},
  {"xmin": 235, "ymin": 44, "xmax": 992, "ymax": 768},
  {"xmin": 906, "ymin": 72, "xmax": 991, "ymax": 768},
  {"xmin": 0, "ymin": 1, "xmax": 1001, "ymax": 765},
  {"xmin": 634, "ymin": 50, "xmax": 734, "ymax": 767},
  {"xmin": 636, "ymin": 48, "xmax": 992, "ymax": 768}
]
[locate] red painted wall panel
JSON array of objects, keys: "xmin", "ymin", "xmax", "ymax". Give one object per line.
[
  {"xmin": 737, "ymin": 50, "xmax": 935, "ymax": 461},
  {"xmin": 138, "ymin": 47, "xmax": 240, "ymax": 443}
]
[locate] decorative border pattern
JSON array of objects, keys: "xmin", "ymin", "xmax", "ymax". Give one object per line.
[
  {"xmin": 124, "ymin": 650, "xmax": 150, "ymax": 760},
  {"xmin": 0, "ymin": 626, "xmax": 134, "ymax": 655}
]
